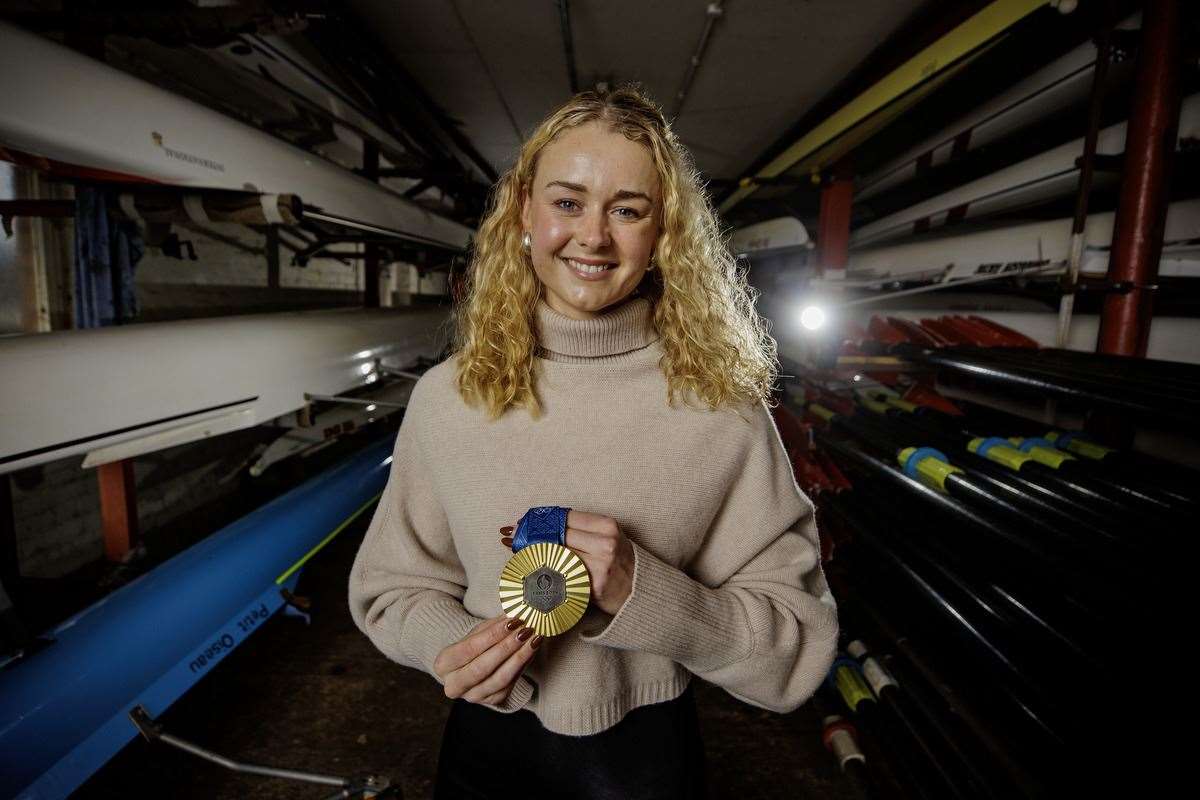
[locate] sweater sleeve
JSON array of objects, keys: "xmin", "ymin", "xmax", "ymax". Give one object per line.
[
  {"xmin": 579, "ymin": 399, "xmax": 838, "ymax": 713},
  {"xmin": 348, "ymin": 382, "xmax": 535, "ymax": 714}
]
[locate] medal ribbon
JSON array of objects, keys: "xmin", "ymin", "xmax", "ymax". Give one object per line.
[{"xmin": 511, "ymin": 505, "xmax": 571, "ymax": 552}]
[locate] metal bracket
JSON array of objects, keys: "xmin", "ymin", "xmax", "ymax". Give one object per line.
[
  {"xmin": 1107, "ymin": 28, "xmax": 1139, "ymax": 63},
  {"xmin": 0, "ymin": 199, "xmax": 75, "ymax": 237},
  {"xmin": 1071, "ymin": 277, "xmax": 1155, "ymax": 295},
  {"xmin": 127, "ymin": 705, "xmax": 398, "ymax": 798},
  {"xmin": 376, "ymin": 363, "xmax": 424, "ymax": 381},
  {"xmin": 159, "ymin": 232, "xmax": 198, "ymax": 261},
  {"xmin": 280, "ymin": 587, "xmax": 312, "ymax": 625},
  {"xmin": 302, "ymin": 393, "xmax": 406, "ymax": 409}
]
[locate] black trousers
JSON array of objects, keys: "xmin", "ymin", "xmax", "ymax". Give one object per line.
[{"xmin": 433, "ymin": 683, "xmax": 708, "ymax": 799}]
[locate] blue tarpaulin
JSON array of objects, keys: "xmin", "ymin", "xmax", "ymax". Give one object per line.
[{"xmin": 73, "ymin": 186, "xmax": 143, "ymax": 328}]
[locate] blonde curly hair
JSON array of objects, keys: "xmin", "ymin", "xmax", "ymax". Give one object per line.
[{"xmin": 450, "ymin": 83, "xmax": 779, "ymax": 421}]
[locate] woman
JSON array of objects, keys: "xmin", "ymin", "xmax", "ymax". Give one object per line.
[{"xmin": 348, "ymin": 84, "xmax": 838, "ymax": 798}]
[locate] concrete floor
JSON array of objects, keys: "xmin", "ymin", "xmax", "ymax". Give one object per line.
[{"xmin": 74, "ymin": 513, "xmax": 855, "ymax": 799}]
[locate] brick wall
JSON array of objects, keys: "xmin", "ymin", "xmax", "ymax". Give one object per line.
[
  {"xmin": 10, "ymin": 456, "xmax": 104, "ymax": 578},
  {"xmin": 7, "ymin": 424, "xmax": 275, "ymax": 581},
  {"xmin": 135, "ymin": 208, "xmax": 366, "ymax": 294}
]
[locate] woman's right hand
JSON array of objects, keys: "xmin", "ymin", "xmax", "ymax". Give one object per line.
[{"xmin": 433, "ymin": 614, "xmax": 542, "ymax": 706}]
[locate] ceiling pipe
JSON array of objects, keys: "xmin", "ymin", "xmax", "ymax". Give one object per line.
[
  {"xmin": 558, "ymin": 0, "xmax": 579, "ymax": 94},
  {"xmin": 669, "ymin": 1, "xmax": 725, "ymax": 121}
]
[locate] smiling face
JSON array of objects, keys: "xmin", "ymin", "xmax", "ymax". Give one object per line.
[{"xmin": 520, "ymin": 121, "xmax": 661, "ymax": 320}]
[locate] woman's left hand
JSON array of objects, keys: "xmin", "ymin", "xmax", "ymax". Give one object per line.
[{"xmin": 501, "ymin": 510, "xmax": 634, "ymax": 615}]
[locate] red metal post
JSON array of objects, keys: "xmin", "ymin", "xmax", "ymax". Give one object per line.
[
  {"xmin": 1096, "ymin": 0, "xmax": 1182, "ymax": 357},
  {"xmin": 98, "ymin": 459, "xmax": 139, "ymax": 562},
  {"xmin": 816, "ymin": 167, "xmax": 853, "ymax": 278}
]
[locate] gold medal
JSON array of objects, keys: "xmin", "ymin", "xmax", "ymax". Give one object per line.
[{"xmin": 498, "ymin": 541, "xmax": 590, "ymax": 637}]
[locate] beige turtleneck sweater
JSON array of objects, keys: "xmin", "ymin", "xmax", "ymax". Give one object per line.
[{"xmin": 348, "ymin": 294, "xmax": 838, "ymax": 736}]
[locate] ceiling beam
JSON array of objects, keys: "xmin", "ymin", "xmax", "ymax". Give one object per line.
[
  {"xmin": 558, "ymin": 0, "xmax": 579, "ymax": 94},
  {"xmin": 669, "ymin": 0, "xmax": 725, "ymax": 120},
  {"xmin": 718, "ymin": 0, "xmax": 1052, "ymax": 214}
]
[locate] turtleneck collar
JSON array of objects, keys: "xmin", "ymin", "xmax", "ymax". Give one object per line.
[{"xmin": 534, "ymin": 294, "xmax": 660, "ymax": 360}]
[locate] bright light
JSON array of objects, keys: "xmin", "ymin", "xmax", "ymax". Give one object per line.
[
  {"xmin": 359, "ymin": 363, "xmax": 373, "ymax": 375},
  {"xmin": 365, "ymin": 404, "xmax": 377, "ymax": 412},
  {"xmin": 800, "ymin": 305, "xmax": 826, "ymax": 331}
]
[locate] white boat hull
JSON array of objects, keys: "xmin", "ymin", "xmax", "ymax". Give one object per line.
[
  {"xmin": 856, "ymin": 13, "xmax": 1141, "ymax": 201},
  {"xmin": 840, "ymin": 199, "xmax": 1200, "ymax": 284},
  {"xmin": 851, "ymin": 93, "xmax": 1200, "ymax": 248},
  {"xmin": 0, "ymin": 21, "xmax": 472, "ymax": 250},
  {"xmin": 0, "ymin": 306, "xmax": 452, "ymax": 475}
]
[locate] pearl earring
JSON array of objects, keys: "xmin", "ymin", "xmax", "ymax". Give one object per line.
[{"xmin": 522, "ymin": 231, "xmax": 531, "ymax": 251}]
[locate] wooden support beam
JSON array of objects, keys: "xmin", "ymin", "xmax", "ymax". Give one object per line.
[{"xmin": 97, "ymin": 459, "xmax": 139, "ymax": 562}]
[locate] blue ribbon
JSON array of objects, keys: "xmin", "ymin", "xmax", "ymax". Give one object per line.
[{"xmin": 511, "ymin": 506, "xmax": 571, "ymax": 552}]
